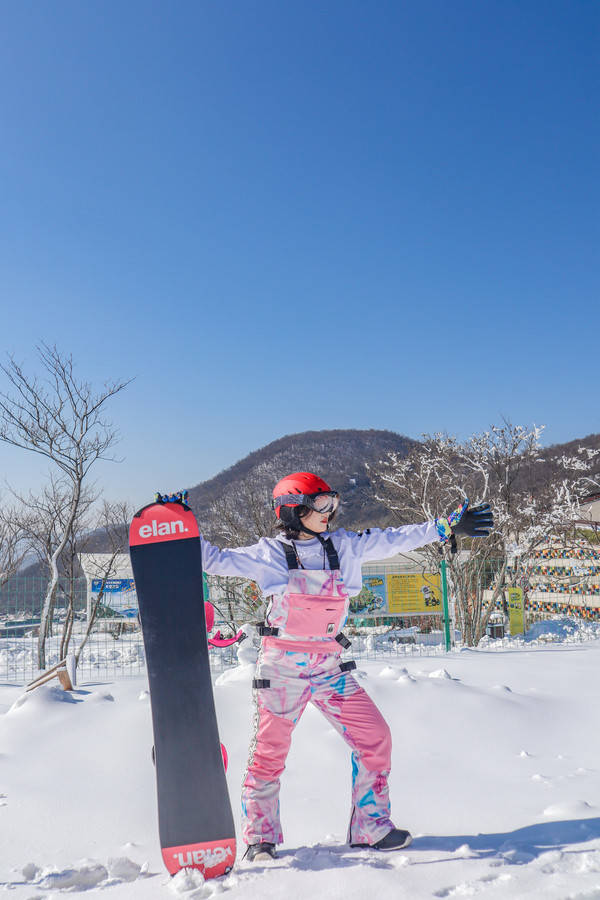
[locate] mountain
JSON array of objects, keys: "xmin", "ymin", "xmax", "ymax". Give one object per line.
[
  {"xmin": 187, "ymin": 428, "xmax": 419, "ymax": 540},
  {"xmin": 522, "ymin": 432, "xmax": 600, "ymax": 499}
]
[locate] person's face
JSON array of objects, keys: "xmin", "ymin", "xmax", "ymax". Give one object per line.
[{"xmin": 298, "ymin": 507, "xmax": 330, "ymax": 535}]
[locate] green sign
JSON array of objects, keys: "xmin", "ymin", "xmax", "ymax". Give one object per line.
[{"xmin": 507, "ymin": 587, "xmax": 525, "ymax": 635}]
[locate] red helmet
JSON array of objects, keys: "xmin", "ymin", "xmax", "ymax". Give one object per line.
[{"xmin": 272, "ymin": 472, "xmax": 334, "ymax": 519}]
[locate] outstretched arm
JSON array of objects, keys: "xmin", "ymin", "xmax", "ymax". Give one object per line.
[
  {"xmin": 341, "ymin": 520, "xmax": 440, "ymax": 563},
  {"xmin": 200, "ymin": 535, "xmax": 284, "ymax": 590},
  {"xmin": 339, "ymin": 500, "xmax": 494, "ymax": 564}
]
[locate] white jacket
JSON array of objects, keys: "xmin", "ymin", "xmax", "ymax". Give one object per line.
[{"xmin": 201, "ymin": 521, "xmax": 439, "ymax": 598}]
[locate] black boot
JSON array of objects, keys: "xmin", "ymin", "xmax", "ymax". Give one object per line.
[
  {"xmin": 243, "ymin": 842, "xmax": 278, "ymax": 862},
  {"xmin": 351, "ymin": 828, "xmax": 412, "ymax": 851}
]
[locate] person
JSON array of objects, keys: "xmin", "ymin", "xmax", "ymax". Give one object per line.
[{"xmin": 200, "ymin": 472, "xmax": 493, "ymax": 862}]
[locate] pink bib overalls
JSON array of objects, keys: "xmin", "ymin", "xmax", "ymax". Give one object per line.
[{"xmin": 241, "ymin": 538, "xmax": 394, "ymax": 847}]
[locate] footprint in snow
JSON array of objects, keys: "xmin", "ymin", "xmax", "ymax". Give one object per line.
[
  {"xmin": 434, "ymin": 872, "xmax": 512, "ymax": 897},
  {"xmin": 8, "ymin": 857, "xmax": 148, "ymax": 892}
]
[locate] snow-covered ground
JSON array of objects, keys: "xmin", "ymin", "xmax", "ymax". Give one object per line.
[{"xmin": 2, "ymin": 627, "xmax": 600, "ymax": 898}]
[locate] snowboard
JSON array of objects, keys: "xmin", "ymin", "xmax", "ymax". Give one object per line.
[{"xmin": 129, "ymin": 497, "xmax": 236, "ymax": 879}]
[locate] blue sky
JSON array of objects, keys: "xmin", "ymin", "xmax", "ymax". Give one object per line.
[{"xmin": 1, "ymin": 1, "xmax": 598, "ymax": 507}]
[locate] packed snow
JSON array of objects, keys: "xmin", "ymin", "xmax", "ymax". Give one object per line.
[{"xmin": 2, "ymin": 624, "xmax": 600, "ymax": 898}]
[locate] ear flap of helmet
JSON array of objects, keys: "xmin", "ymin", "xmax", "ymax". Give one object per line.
[{"xmin": 279, "ymin": 505, "xmax": 302, "ymax": 530}]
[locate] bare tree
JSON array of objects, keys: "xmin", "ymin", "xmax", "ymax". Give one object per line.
[
  {"xmin": 75, "ymin": 500, "xmax": 131, "ymax": 667},
  {"xmin": 0, "ymin": 344, "xmax": 131, "ymax": 666},
  {"xmin": 0, "ymin": 501, "xmax": 31, "ymax": 587},
  {"xmin": 208, "ymin": 467, "xmax": 276, "ymax": 546},
  {"xmin": 12, "ymin": 477, "xmax": 96, "ymax": 658},
  {"xmin": 203, "ymin": 471, "xmax": 275, "ymax": 630}
]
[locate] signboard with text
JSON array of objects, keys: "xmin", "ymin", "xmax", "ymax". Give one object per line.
[
  {"xmin": 90, "ymin": 578, "xmax": 138, "ymax": 619},
  {"xmin": 507, "ymin": 586, "xmax": 525, "ymax": 635},
  {"xmin": 350, "ymin": 573, "xmax": 442, "ymax": 617}
]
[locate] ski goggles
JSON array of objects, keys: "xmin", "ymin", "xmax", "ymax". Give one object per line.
[{"xmin": 273, "ymin": 491, "xmax": 340, "ymax": 515}]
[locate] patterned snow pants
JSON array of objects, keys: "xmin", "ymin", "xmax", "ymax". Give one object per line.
[{"xmin": 241, "ymin": 644, "xmax": 394, "ymax": 846}]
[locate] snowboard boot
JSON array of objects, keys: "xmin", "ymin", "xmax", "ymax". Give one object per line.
[
  {"xmin": 243, "ymin": 842, "xmax": 278, "ymax": 862},
  {"xmin": 351, "ymin": 828, "xmax": 413, "ymax": 852}
]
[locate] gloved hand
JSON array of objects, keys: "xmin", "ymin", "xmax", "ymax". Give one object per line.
[{"xmin": 436, "ymin": 499, "xmax": 494, "ymax": 544}]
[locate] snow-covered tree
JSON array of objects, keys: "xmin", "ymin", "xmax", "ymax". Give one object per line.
[{"xmin": 370, "ymin": 421, "xmax": 592, "ymax": 646}]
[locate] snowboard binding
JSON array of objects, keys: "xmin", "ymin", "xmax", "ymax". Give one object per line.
[{"xmin": 154, "ymin": 490, "xmax": 190, "ymax": 507}]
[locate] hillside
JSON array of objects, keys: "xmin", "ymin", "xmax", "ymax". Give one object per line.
[{"xmin": 187, "ymin": 428, "xmax": 419, "ymax": 541}]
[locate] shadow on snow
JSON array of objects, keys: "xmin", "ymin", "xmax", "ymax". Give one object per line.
[{"xmin": 412, "ymin": 817, "xmax": 600, "ymax": 864}]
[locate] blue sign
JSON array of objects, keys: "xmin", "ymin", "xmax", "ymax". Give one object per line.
[
  {"xmin": 90, "ymin": 578, "xmax": 138, "ymax": 619},
  {"xmin": 91, "ymin": 578, "xmax": 135, "ymax": 593}
]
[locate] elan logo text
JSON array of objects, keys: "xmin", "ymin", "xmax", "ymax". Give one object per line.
[
  {"xmin": 173, "ymin": 846, "xmax": 233, "ymax": 869},
  {"xmin": 138, "ymin": 520, "xmax": 189, "ymax": 538}
]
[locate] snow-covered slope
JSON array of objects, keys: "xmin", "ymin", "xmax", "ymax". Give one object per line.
[{"xmin": 2, "ymin": 638, "xmax": 600, "ymax": 898}]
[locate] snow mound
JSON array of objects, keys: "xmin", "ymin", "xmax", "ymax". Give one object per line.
[
  {"xmin": 169, "ymin": 866, "xmax": 213, "ymax": 897},
  {"xmin": 21, "ymin": 862, "xmax": 39, "ymax": 880},
  {"xmin": 10, "ymin": 857, "xmax": 145, "ymax": 892},
  {"xmin": 236, "ymin": 624, "xmax": 259, "ymax": 666},
  {"xmin": 7, "ymin": 684, "xmax": 77, "ymax": 714},
  {"xmin": 215, "ymin": 663, "xmax": 254, "ymax": 686},
  {"xmin": 106, "ymin": 856, "xmax": 144, "ymax": 881},
  {"xmin": 453, "ymin": 843, "xmax": 480, "ymax": 858},
  {"xmin": 377, "ymin": 665, "xmax": 417, "ymax": 683},
  {"xmin": 89, "ymin": 690, "xmax": 115, "ymax": 702},
  {"xmin": 378, "ymin": 665, "xmax": 401, "ymax": 679},
  {"xmin": 39, "ymin": 861, "xmax": 108, "ymax": 890},
  {"xmin": 534, "ymin": 847, "xmax": 600, "ymax": 876},
  {"xmin": 523, "ymin": 616, "xmax": 600, "ymax": 644},
  {"xmin": 543, "ymin": 800, "xmax": 596, "ymax": 818},
  {"xmin": 428, "ymin": 668, "xmax": 453, "ymax": 680},
  {"xmin": 525, "ymin": 617, "xmax": 581, "ymax": 642}
]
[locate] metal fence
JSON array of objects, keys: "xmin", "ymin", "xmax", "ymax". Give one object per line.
[
  {"xmin": 0, "ymin": 576, "xmax": 260, "ymax": 686},
  {"xmin": 0, "ymin": 575, "xmax": 145, "ymax": 685},
  {"xmin": 5, "ymin": 574, "xmax": 598, "ymax": 687},
  {"xmin": 0, "ymin": 575, "xmax": 457, "ymax": 686}
]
